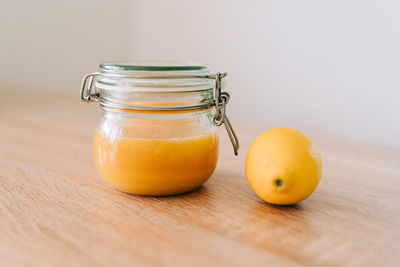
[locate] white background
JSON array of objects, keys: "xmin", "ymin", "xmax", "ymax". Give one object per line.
[{"xmin": 1, "ymin": 0, "xmax": 399, "ymax": 146}]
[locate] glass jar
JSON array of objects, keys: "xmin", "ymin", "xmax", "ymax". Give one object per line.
[{"xmin": 80, "ymin": 62, "xmax": 238, "ymax": 196}]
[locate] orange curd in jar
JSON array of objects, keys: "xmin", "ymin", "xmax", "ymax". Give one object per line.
[{"xmin": 94, "ymin": 114, "xmax": 219, "ymax": 195}]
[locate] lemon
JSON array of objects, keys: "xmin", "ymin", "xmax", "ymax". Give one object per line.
[{"xmin": 245, "ymin": 128, "xmax": 322, "ymax": 205}]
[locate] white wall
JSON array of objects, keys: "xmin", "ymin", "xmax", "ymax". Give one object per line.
[
  {"xmin": 131, "ymin": 0, "xmax": 400, "ymax": 146},
  {"xmin": 1, "ymin": 0, "xmax": 399, "ymax": 146},
  {"xmin": 0, "ymin": 0, "xmax": 132, "ymax": 92}
]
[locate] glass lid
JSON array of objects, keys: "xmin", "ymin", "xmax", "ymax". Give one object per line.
[
  {"xmin": 95, "ymin": 61, "xmax": 214, "ymax": 93},
  {"xmin": 99, "ymin": 61, "xmax": 210, "ymax": 72}
]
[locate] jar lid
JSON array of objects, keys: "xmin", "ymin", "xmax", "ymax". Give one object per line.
[
  {"xmin": 100, "ymin": 61, "xmax": 210, "ymax": 73},
  {"xmin": 95, "ymin": 61, "xmax": 213, "ymax": 93}
]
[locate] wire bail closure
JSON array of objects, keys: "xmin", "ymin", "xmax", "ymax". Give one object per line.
[
  {"xmin": 211, "ymin": 73, "xmax": 239, "ymax": 155},
  {"xmin": 80, "ymin": 71, "xmax": 239, "ymax": 155}
]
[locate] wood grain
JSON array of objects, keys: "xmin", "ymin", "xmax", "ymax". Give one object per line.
[{"xmin": 0, "ymin": 92, "xmax": 399, "ymax": 266}]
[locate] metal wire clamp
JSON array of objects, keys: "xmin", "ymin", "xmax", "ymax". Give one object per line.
[{"xmin": 212, "ymin": 73, "xmax": 239, "ymax": 155}]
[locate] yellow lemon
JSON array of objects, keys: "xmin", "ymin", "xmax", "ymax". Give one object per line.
[{"xmin": 245, "ymin": 128, "xmax": 322, "ymax": 205}]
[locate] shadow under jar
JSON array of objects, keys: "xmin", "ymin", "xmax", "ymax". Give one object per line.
[{"xmin": 80, "ymin": 62, "xmax": 238, "ymax": 196}]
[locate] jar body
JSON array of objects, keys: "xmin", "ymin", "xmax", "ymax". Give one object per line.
[{"xmin": 94, "ymin": 107, "xmax": 219, "ymax": 196}]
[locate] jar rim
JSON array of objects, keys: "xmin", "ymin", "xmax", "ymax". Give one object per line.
[{"xmin": 99, "ymin": 61, "xmax": 210, "ymax": 73}]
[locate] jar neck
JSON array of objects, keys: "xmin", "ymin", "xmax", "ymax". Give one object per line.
[
  {"xmin": 97, "ymin": 86, "xmax": 214, "ymax": 111},
  {"xmin": 100, "ymin": 106, "xmax": 214, "ymax": 121}
]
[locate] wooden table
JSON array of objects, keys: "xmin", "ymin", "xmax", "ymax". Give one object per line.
[{"xmin": 1, "ymin": 92, "xmax": 399, "ymax": 266}]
